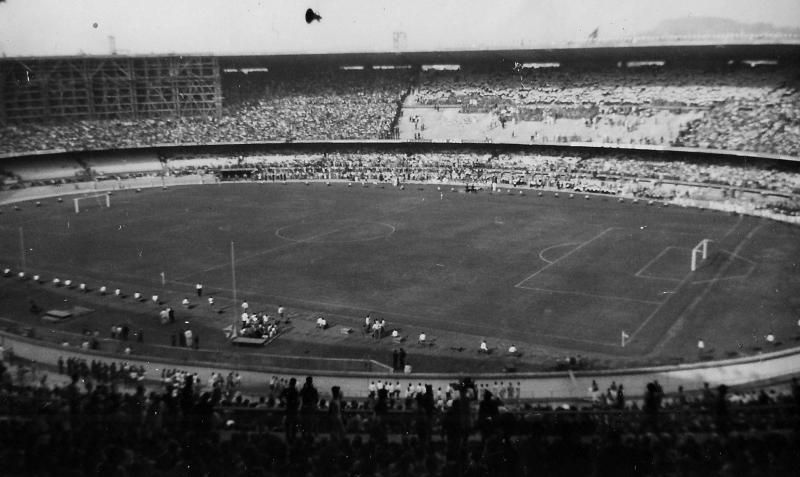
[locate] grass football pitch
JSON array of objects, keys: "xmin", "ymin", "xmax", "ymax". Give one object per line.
[{"xmin": 1, "ymin": 183, "xmax": 799, "ymax": 369}]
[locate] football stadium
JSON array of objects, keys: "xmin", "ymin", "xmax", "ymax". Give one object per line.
[{"xmin": 1, "ymin": 1, "xmax": 800, "ymax": 475}]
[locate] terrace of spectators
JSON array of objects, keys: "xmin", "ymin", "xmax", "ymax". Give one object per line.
[
  {"xmin": 0, "ymin": 351, "xmax": 798, "ymax": 477},
  {"xmin": 1, "ymin": 52, "xmax": 799, "ymax": 157}
]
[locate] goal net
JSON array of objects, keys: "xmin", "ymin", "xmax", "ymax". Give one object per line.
[
  {"xmin": 690, "ymin": 239, "xmax": 710, "ymax": 272},
  {"xmin": 73, "ymin": 193, "xmax": 111, "ymax": 214}
]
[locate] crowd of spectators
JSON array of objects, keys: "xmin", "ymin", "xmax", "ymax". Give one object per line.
[
  {"xmin": 1, "ymin": 65, "xmax": 797, "ymax": 157},
  {"xmin": 160, "ymin": 150, "xmax": 800, "ymax": 216},
  {"xmin": 415, "ymin": 67, "xmax": 784, "ymax": 109},
  {"xmin": 410, "ymin": 65, "xmax": 800, "ymax": 154},
  {"xmin": 1, "ymin": 348, "xmax": 799, "ymax": 477},
  {"xmin": 0, "ymin": 68, "xmax": 410, "ymax": 154},
  {"xmin": 57, "ymin": 356, "xmax": 146, "ymax": 386},
  {"xmin": 5, "ymin": 147, "xmax": 796, "ymax": 215},
  {"xmin": 675, "ymin": 86, "xmax": 800, "ymax": 156}
]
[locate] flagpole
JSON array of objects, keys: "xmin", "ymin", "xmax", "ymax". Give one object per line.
[{"xmin": 231, "ymin": 241, "xmax": 237, "ymax": 334}]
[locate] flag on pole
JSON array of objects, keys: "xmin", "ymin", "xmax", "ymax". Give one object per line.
[
  {"xmin": 621, "ymin": 330, "xmax": 630, "ymax": 347},
  {"xmin": 223, "ymin": 325, "xmax": 237, "ymax": 339}
]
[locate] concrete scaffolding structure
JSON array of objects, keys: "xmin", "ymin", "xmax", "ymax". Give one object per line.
[{"xmin": 0, "ymin": 56, "xmax": 222, "ymax": 123}]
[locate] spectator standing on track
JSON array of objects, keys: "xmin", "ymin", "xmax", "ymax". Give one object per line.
[
  {"xmin": 299, "ymin": 376, "xmax": 319, "ymax": 439},
  {"xmin": 329, "ymin": 386, "xmax": 345, "ymax": 442},
  {"xmin": 278, "ymin": 304, "xmax": 286, "ymax": 322},
  {"xmin": 416, "ymin": 384, "xmax": 435, "ymax": 445},
  {"xmin": 196, "ymin": 282, "xmax": 203, "ymax": 297},
  {"xmin": 281, "ymin": 377, "xmax": 300, "ymax": 442},
  {"xmin": 478, "ymin": 390, "xmax": 500, "ymax": 441}
]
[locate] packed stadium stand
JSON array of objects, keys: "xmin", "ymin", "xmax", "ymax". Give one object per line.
[
  {"xmin": 408, "ymin": 65, "xmax": 800, "ymax": 154},
  {"xmin": 1, "ymin": 61, "xmax": 798, "ymax": 156},
  {"xmin": 0, "ymin": 67, "xmax": 411, "ymax": 154},
  {"xmin": 1, "ymin": 355, "xmax": 799, "ymax": 477}
]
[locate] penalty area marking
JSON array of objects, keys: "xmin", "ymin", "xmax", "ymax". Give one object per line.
[
  {"xmin": 690, "ymin": 249, "xmax": 757, "ymax": 285},
  {"xmin": 630, "ymin": 222, "xmax": 765, "ymax": 348},
  {"xmin": 633, "ymin": 246, "xmax": 687, "ymax": 282},
  {"xmin": 538, "ymin": 242, "xmax": 581, "ymax": 264}
]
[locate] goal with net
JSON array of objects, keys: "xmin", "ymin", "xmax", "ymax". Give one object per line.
[
  {"xmin": 73, "ymin": 193, "xmax": 110, "ymax": 214},
  {"xmin": 690, "ymin": 238, "xmax": 711, "ymax": 272}
]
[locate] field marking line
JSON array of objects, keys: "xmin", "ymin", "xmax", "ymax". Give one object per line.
[
  {"xmin": 720, "ymin": 250, "xmax": 756, "ymax": 265},
  {"xmin": 275, "ymin": 221, "xmax": 396, "ymax": 244},
  {"xmin": 516, "ymin": 286, "xmax": 664, "ymax": 305},
  {"xmin": 691, "ymin": 274, "xmax": 752, "ymax": 285},
  {"xmin": 689, "ymin": 248, "xmax": 757, "ymax": 285},
  {"xmin": 631, "ymin": 221, "xmax": 765, "ymax": 346},
  {"xmin": 628, "ymin": 273, "xmax": 695, "ymax": 344},
  {"xmin": 719, "ymin": 213, "xmax": 744, "ymax": 241},
  {"xmin": 514, "ymin": 227, "xmax": 616, "ymax": 288},
  {"xmin": 174, "ymin": 226, "xmax": 345, "ymax": 280},
  {"xmin": 635, "ymin": 275, "xmax": 683, "ymax": 282},
  {"xmin": 538, "ymin": 242, "xmax": 581, "ymax": 265},
  {"xmin": 634, "ymin": 246, "xmax": 679, "ymax": 279}
]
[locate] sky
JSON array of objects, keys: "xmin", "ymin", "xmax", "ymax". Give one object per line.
[{"xmin": 0, "ymin": 0, "xmax": 799, "ymax": 57}]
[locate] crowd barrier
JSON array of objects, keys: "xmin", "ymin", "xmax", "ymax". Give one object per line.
[{"xmin": 2, "ymin": 325, "xmax": 798, "ymax": 401}]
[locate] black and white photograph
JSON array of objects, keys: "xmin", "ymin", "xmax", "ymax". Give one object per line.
[{"xmin": 0, "ymin": 1, "xmax": 799, "ymax": 475}]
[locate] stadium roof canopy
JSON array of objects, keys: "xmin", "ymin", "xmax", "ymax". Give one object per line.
[
  {"xmin": 8, "ymin": 42, "xmax": 798, "ymax": 70},
  {"xmin": 218, "ymin": 42, "xmax": 800, "ymax": 69}
]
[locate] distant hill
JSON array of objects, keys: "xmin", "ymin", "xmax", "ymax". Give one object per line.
[{"xmin": 642, "ymin": 17, "xmax": 800, "ymax": 37}]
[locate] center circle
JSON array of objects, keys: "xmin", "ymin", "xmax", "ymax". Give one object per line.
[{"xmin": 275, "ymin": 220, "xmax": 395, "ymax": 243}]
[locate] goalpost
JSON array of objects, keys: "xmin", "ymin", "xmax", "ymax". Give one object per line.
[
  {"xmin": 73, "ymin": 193, "xmax": 111, "ymax": 214},
  {"xmin": 691, "ymin": 238, "xmax": 710, "ymax": 272}
]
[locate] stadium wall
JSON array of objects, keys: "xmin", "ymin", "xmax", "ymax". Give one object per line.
[
  {"xmin": 2, "ymin": 139, "xmax": 799, "ymax": 164},
  {"xmin": 2, "ymin": 328, "xmax": 798, "ymax": 401}
]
